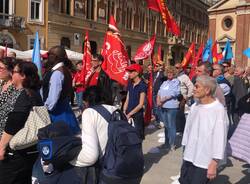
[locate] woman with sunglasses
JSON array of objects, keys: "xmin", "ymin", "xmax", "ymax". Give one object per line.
[{"xmin": 0, "ymin": 60, "xmax": 43, "ymax": 184}]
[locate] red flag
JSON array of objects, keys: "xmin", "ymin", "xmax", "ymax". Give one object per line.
[
  {"xmin": 144, "ymin": 65, "xmax": 153, "ymax": 125},
  {"xmin": 157, "ymin": 45, "xmax": 162, "ymax": 61},
  {"xmin": 146, "ymin": 0, "xmax": 180, "ymax": 36},
  {"xmin": 146, "ymin": 0, "xmax": 160, "ymax": 12},
  {"xmin": 134, "ymin": 35, "xmax": 156, "ymax": 61},
  {"xmin": 81, "ymin": 31, "xmax": 92, "ymax": 85},
  {"xmin": 181, "ymin": 42, "xmax": 195, "ymax": 68},
  {"xmin": 101, "ymin": 16, "xmax": 129, "ymax": 86},
  {"xmin": 212, "ymin": 42, "xmax": 223, "ymax": 64},
  {"xmin": 189, "ymin": 44, "xmax": 204, "ymax": 80}
]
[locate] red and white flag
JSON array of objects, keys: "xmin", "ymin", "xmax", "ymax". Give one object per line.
[
  {"xmin": 101, "ymin": 15, "xmax": 129, "ymax": 86},
  {"xmin": 134, "ymin": 35, "xmax": 156, "ymax": 61},
  {"xmin": 81, "ymin": 31, "xmax": 92, "ymax": 84}
]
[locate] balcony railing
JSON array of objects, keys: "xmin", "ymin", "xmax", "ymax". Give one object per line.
[{"xmin": 0, "ymin": 13, "xmax": 25, "ymax": 30}]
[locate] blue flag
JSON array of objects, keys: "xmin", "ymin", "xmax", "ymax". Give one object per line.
[
  {"xmin": 202, "ymin": 38, "xmax": 212, "ymax": 63},
  {"xmin": 32, "ymin": 32, "xmax": 42, "ymax": 79},
  {"xmin": 243, "ymin": 48, "xmax": 250, "ymax": 59},
  {"xmin": 220, "ymin": 40, "xmax": 233, "ymax": 64}
]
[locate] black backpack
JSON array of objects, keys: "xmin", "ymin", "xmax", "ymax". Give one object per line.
[{"xmin": 91, "ymin": 105, "xmax": 144, "ymax": 182}]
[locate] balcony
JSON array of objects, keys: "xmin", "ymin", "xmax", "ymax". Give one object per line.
[{"xmin": 0, "ymin": 13, "xmax": 26, "ymax": 30}]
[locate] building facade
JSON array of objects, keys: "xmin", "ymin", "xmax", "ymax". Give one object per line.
[
  {"xmin": 208, "ymin": 0, "xmax": 250, "ymax": 67},
  {"xmin": 1, "ymin": 0, "xmax": 210, "ymax": 64}
]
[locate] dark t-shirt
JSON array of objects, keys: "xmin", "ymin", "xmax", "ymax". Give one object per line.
[
  {"xmin": 5, "ymin": 90, "xmax": 43, "ymax": 135},
  {"xmin": 127, "ymin": 80, "xmax": 147, "ymax": 114}
]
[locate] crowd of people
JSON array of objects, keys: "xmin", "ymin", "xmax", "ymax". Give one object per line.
[{"xmin": 0, "ymin": 46, "xmax": 250, "ymax": 184}]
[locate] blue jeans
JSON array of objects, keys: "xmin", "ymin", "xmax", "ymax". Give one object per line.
[
  {"xmin": 75, "ymin": 91, "xmax": 83, "ymax": 110},
  {"xmin": 153, "ymin": 95, "xmax": 162, "ymax": 123},
  {"xmin": 161, "ymin": 108, "xmax": 178, "ymax": 147}
]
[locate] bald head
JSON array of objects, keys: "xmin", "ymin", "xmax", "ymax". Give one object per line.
[{"xmin": 48, "ymin": 46, "xmax": 67, "ymax": 66}]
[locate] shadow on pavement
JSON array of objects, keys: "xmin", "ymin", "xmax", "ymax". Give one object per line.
[
  {"xmin": 210, "ymin": 175, "xmax": 232, "ymax": 184},
  {"xmin": 235, "ymin": 169, "xmax": 250, "ymax": 184},
  {"xmin": 143, "ymin": 148, "xmax": 170, "ymax": 174}
]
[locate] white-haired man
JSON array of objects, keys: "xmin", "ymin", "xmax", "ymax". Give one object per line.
[{"xmin": 179, "ymin": 75, "xmax": 229, "ymax": 184}]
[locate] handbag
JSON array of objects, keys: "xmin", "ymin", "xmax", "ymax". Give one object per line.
[{"xmin": 9, "ymin": 106, "xmax": 51, "ymax": 150}]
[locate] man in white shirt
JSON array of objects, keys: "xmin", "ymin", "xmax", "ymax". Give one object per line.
[{"xmin": 179, "ymin": 75, "xmax": 229, "ymax": 184}]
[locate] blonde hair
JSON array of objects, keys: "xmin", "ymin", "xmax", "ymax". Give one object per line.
[{"xmin": 165, "ymin": 66, "xmax": 178, "ymax": 78}]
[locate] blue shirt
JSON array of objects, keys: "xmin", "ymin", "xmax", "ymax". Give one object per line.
[
  {"xmin": 44, "ymin": 70, "xmax": 64, "ymax": 111},
  {"xmin": 127, "ymin": 80, "xmax": 147, "ymax": 113},
  {"xmin": 158, "ymin": 79, "xmax": 180, "ymax": 109}
]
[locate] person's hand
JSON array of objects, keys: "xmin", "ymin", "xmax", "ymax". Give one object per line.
[
  {"xmin": 0, "ymin": 147, "xmax": 6, "ymax": 161},
  {"xmin": 126, "ymin": 113, "xmax": 132, "ymax": 120},
  {"xmin": 207, "ymin": 160, "xmax": 218, "ymax": 180}
]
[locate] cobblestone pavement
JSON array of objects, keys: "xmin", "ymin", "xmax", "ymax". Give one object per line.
[{"xmin": 141, "ymin": 127, "xmax": 250, "ymax": 184}]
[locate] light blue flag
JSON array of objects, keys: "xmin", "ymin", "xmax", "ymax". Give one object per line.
[
  {"xmin": 202, "ymin": 38, "xmax": 212, "ymax": 63},
  {"xmin": 220, "ymin": 39, "xmax": 233, "ymax": 64},
  {"xmin": 32, "ymin": 32, "xmax": 42, "ymax": 79},
  {"xmin": 243, "ymin": 48, "xmax": 250, "ymax": 59}
]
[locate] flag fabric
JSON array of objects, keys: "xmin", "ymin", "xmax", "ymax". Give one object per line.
[
  {"xmin": 101, "ymin": 15, "xmax": 129, "ymax": 86},
  {"xmin": 202, "ymin": 38, "xmax": 213, "ymax": 63},
  {"xmin": 212, "ymin": 41, "xmax": 223, "ymax": 64},
  {"xmin": 157, "ymin": 45, "xmax": 162, "ymax": 61},
  {"xmin": 144, "ymin": 63, "xmax": 153, "ymax": 125},
  {"xmin": 146, "ymin": 0, "xmax": 180, "ymax": 36},
  {"xmin": 181, "ymin": 42, "xmax": 195, "ymax": 68},
  {"xmin": 220, "ymin": 40, "xmax": 233, "ymax": 63},
  {"xmin": 134, "ymin": 35, "xmax": 156, "ymax": 61},
  {"xmin": 32, "ymin": 32, "xmax": 42, "ymax": 79},
  {"xmin": 243, "ymin": 48, "xmax": 250, "ymax": 58},
  {"xmin": 81, "ymin": 31, "xmax": 92, "ymax": 85},
  {"xmin": 189, "ymin": 44, "xmax": 204, "ymax": 80}
]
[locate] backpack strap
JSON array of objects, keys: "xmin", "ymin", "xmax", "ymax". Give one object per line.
[{"xmin": 91, "ymin": 105, "xmax": 112, "ymax": 123}]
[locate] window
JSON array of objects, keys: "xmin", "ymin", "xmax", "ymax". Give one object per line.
[
  {"xmin": 61, "ymin": 37, "xmax": 70, "ymax": 49},
  {"xmin": 0, "ymin": 0, "xmax": 14, "ymax": 20},
  {"xmin": 60, "ymin": 0, "xmax": 71, "ymax": 15},
  {"xmin": 29, "ymin": 0, "xmax": 44, "ymax": 23},
  {"xmin": 28, "ymin": 35, "xmax": 43, "ymax": 49},
  {"xmin": 87, "ymin": 0, "xmax": 95, "ymax": 20},
  {"xmin": 222, "ymin": 16, "xmax": 233, "ymax": 31}
]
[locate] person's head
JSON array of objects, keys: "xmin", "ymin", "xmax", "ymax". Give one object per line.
[
  {"xmin": 222, "ymin": 62, "xmax": 230, "ymax": 73},
  {"xmin": 147, "ymin": 64, "xmax": 152, "ymax": 72},
  {"xmin": 234, "ymin": 66, "xmax": 245, "ymax": 77},
  {"xmin": 126, "ymin": 64, "xmax": 143, "ymax": 81},
  {"xmin": 154, "ymin": 60, "xmax": 164, "ymax": 72},
  {"xmin": 12, "ymin": 60, "xmax": 41, "ymax": 91},
  {"xmin": 196, "ymin": 62, "xmax": 213, "ymax": 76},
  {"xmin": 76, "ymin": 60, "xmax": 83, "ymax": 71},
  {"xmin": 82, "ymin": 86, "xmax": 112, "ymax": 107},
  {"xmin": 194, "ymin": 75, "xmax": 217, "ymax": 100},
  {"xmin": 165, "ymin": 66, "xmax": 178, "ymax": 80},
  {"xmin": 174, "ymin": 63, "xmax": 183, "ymax": 73},
  {"xmin": 212, "ymin": 64, "xmax": 224, "ymax": 78},
  {"xmin": 0, "ymin": 57, "xmax": 15, "ymax": 81},
  {"xmin": 91, "ymin": 54, "xmax": 103, "ymax": 69},
  {"xmin": 0, "ymin": 49, "xmax": 4, "ymax": 59},
  {"xmin": 7, "ymin": 51, "xmax": 16, "ymax": 58},
  {"xmin": 47, "ymin": 46, "xmax": 67, "ymax": 68},
  {"xmin": 245, "ymin": 66, "xmax": 250, "ymax": 76}
]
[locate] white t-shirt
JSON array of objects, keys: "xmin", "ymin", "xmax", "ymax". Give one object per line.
[
  {"xmin": 70, "ymin": 105, "xmax": 117, "ymax": 167},
  {"xmin": 182, "ymin": 100, "xmax": 229, "ymax": 169}
]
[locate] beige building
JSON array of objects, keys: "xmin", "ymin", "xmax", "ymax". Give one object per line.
[
  {"xmin": 1, "ymin": 0, "xmax": 210, "ymax": 64},
  {"xmin": 208, "ymin": 0, "xmax": 250, "ymax": 67}
]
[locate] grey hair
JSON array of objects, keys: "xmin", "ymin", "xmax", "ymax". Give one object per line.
[{"xmin": 196, "ymin": 75, "xmax": 218, "ymax": 96}]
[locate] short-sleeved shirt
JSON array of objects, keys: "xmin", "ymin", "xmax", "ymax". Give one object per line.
[{"xmin": 127, "ymin": 80, "xmax": 147, "ymax": 113}]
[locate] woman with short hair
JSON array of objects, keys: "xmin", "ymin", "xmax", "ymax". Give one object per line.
[{"xmin": 157, "ymin": 66, "xmax": 181, "ymax": 150}]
